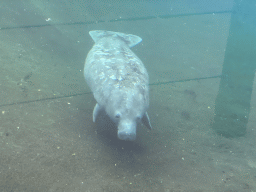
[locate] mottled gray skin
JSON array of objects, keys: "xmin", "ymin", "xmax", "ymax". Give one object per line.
[{"xmin": 84, "ymin": 30, "xmax": 152, "ymax": 141}]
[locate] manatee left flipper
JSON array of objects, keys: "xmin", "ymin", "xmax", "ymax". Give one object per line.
[
  {"xmin": 142, "ymin": 112, "xmax": 152, "ymax": 130},
  {"xmin": 93, "ymin": 103, "xmax": 102, "ymax": 122}
]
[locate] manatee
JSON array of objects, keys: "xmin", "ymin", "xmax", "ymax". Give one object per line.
[{"xmin": 84, "ymin": 30, "xmax": 152, "ymax": 141}]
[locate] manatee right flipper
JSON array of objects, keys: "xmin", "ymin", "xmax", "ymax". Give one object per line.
[
  {"xmin": 142, "ymin": 112, "xmax": 152, "ymax": 130},
  {"xmin": 93, "ymin": 103, "xmax": 102, "ymax": 122}
]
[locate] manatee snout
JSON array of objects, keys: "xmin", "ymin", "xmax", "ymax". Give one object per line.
[{"xmin": 117, "ymin": 121, "xmax": 136, "ymax": 141}]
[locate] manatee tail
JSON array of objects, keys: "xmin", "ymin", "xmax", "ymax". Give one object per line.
[{"xmin": 89, "ymin": 30, "xmax": 142, "ymax": 48}]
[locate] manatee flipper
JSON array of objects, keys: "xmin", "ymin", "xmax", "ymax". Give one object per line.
[
  {"xmin": 142, "ymin": 112, "xmax": 152, "ymax": 130},
  {"xmin": 93, "ymin": 103, "xmax": 102, "ymax": 122}
]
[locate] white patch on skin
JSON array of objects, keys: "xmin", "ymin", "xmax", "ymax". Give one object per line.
[
  {"xmin": 99, "ymin": 72, "xmax": 105, "ymax": 79},
  {"xmin": 109, "ymin": 75, "xmax": 116, "ymax": 80},
  {"xmin": 118, "ymin": 76, "xmax": 123, "ymax": 81}
]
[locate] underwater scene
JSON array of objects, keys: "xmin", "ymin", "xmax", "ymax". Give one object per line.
[{"xmin": 0, "ymin": 0, "xmax": 256, "ymax": 191}]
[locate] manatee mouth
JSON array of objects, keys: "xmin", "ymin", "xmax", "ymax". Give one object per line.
[
  {"xmin": 118, "ymin": 130, "xmax": 136, "ymax": 141},
  {"xmin": 117, "ymin": 121, "xmax": 136, "ymax": 141}
]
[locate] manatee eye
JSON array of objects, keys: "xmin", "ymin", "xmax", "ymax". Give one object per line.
[
  {"xmin": 115, "ymin": 113, "xmax": 121, "ymax": 118},
  {"xmin": 136, "ymin": 116, "xmax": 141, "ymax": 121}
]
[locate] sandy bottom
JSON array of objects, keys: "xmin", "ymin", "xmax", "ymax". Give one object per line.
[{"xmin": 0, "ymin": 3, "xmax": 256, "ymax": 191}]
